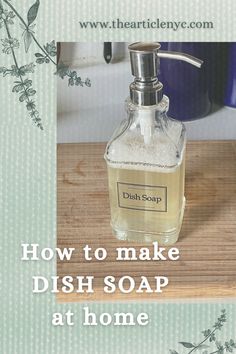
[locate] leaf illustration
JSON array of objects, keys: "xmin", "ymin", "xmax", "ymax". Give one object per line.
[
  {"xmin": 23, "ymin": 79, "xmax": 33, "ymax": 88},
  {"xmin": 85, "ymin": 78, "xmax": 91, "ymax": 87},
  {"xmin": 19, "ymin": 92, "xmax": 28, "ymax": 102},
  {"xmin": 27, "ymin": 0, "xmax": 40, "ymax": 26},
  {"xmin": 44, "ymin": 40, "xmax": 57, "ymax": 57},
  {"xmin": 7, "ymin": 65, "xmax": 19, "ymax": 77},
  {"xmin": 36, "ymin": 57, "xmax": 45, "ymax": 64},
  {"xmin": 12, "ymin": 84, "xmax": 24, "ymax": 93},
  {"xmin": 0, "ymin": 67, "xmax": 8, "ymax": 75},
  {"xmin": 68, "ymin": 77, "xmax": 74, "ymax": 86},
  {"xmin": 0, "ymin": 0, "xmax": 89, "ymax": 130},
  {"xmin": 35, "ymin": 53, "xmax": 44, "ymax": 57},
  {"xmin": 179, "ymin": 342, "xmax": 195, "ymax": 348},
  {"xmin": 171, "ymin": 311, "xmax": 236, "ymax": 354},
  {"xmin": 27, "ymin": 88, "xmax": 36, "ymax": 96},
  {"xmin": 56, "ymin": 61, "xmax": 69, "ymax": 79},
  {"xmin": 19, "ymin": 63, "xmax": 36, "ymax": 75},
  {"xmin": 23, "ymin": 30, "xmax": 33, "ymax": 53}
]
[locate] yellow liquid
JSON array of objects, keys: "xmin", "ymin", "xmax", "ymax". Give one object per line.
[{"xmin": 107, "ymin": 160, "xmax": 185, "ymax": 245}]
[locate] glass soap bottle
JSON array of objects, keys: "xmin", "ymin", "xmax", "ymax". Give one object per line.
[{"xmin": 104, "ymin": 42, "xmax": 203, "ymax": 245}]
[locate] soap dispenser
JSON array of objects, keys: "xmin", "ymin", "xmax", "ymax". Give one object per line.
[{"xmin": 104, "ymin": 42, "xmax": 203, "ymax": 245}]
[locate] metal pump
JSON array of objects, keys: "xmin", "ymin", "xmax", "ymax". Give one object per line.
[{"xmin": 128, "ymin": 42, "xmax": 203, "ymax": 106}]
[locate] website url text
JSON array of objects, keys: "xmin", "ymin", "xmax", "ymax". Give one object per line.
[{"xmin": 79, "ymin": 18, "xmax": 214, "ymax": 31}]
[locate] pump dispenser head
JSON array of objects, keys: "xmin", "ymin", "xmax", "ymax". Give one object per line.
[{"xmin": 128, "ymin": 42, "xmax": 203, "ymax": 106}]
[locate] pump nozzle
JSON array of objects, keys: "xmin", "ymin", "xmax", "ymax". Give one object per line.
[
  {"xmin": 128, "ymin": 42, "xmax": 203, "ymax": 106},
  {"xmin": 158, "ymin": 50, "xmax": 203, "ymax": 68}
]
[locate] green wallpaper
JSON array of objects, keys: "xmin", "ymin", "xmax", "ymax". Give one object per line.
[{"xmin": 0, "ymin": 1, "xmax": 236, "ymax": 353}]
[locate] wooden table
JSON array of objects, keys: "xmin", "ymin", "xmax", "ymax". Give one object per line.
[{"xmin": 57, "ymin": 141, "xmax": 236, "ymax": 302}]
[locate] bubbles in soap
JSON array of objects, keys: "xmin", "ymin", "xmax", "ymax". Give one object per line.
[{"xmin": 107, "ymin": 121, "xmax": 183, "ymax": 171}]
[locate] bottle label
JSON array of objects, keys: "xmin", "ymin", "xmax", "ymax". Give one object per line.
[{"xmin": 117, "ymin": 182, "xmax": 167, "ymax": 212}]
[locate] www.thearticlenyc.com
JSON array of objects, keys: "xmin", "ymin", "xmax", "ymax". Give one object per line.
[{"xmin": 78, "ymin": 18, "xmax": 214, "ymax": 31}]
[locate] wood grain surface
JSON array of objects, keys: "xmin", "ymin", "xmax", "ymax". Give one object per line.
[{"xmin": 57, "ymin": 141, "xmax": 236, "ymax": 302}]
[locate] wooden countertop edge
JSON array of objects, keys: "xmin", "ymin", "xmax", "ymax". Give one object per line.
[
  {"xmin": 56, "ymin": 285, "xmax": 236, "ymax": 303},
  {"xmin": 57, "ymin": 140, "xmax": 236, "ymax": 144}
]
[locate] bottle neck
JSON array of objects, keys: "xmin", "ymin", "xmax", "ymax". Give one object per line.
[
  {"xmin": 129, "ymin": 78, "xmax": 163, "ymax": 106},
  {"xmin": 126, "ymin": 96, "xmax": 169, "ymax": 144},
  {"xmin": 126, "ymin": 95, "xmax": 169, "ymax": 116}
]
